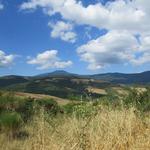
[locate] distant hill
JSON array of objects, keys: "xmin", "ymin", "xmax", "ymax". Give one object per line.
[
  {"xmin": 0, "ymin": 75, "xmax": 29, "ymax": 87},
  {"xmin": 33, "ymin": 70, "xmax": 150, "ymax": 84},
  {"xmin": 35, "ymin": 70, "xmax": 78, "ymax": 78},
  {"xmin": 90, "ymin": 71, "xmax": 150, "ymax": 84},
  {"xmin": 0, "ymin": 70, "xmax": 149, "ymax": 99}
]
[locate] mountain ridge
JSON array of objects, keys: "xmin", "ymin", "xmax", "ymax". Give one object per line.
[
  {"xmin": 0, "ymin": 70, "xmax": 149, "ymax": 88},
  {"xmin": 0, "ymin": 70, "xmax": 149, "ymax": 99},
  {"xmin": 1, "ymin": 70, "xmax": 150, "ymax": 79}
]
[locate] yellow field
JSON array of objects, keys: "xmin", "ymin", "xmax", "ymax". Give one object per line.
[
  {"xmin": 15, "ymin": 92, "xmax": 72, "ymax": 105},
  {"xmin": 0, "ymin": 106, "xmax": 150, "ymax": 150},
  {"xmin": 112, "ymin": 87, "xmax": 128, "ymax": 96},
  {"xmin": 87, "ymin": 87, "xmax": 107, "ymax": 95}
]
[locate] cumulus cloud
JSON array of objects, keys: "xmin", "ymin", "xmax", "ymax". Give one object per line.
[
  {"xmin": 27, "ymin": 50, "xmax": 73, "ymax": 70},
  {"xmin": 48, "ymin": 21, "xmax": 77, "ymax": 43},
  {"xmin": 0, "ymin": 50, "xmax": 16, "ymax": 67},
  {"xmin": 20, "ymin": 0, "xmax": 64, "ymax": 10},
  {"xmin": 77, "ymin": 31, "xmax": 140, "ymax": 70},
  {"xmin": 21, "ymin": 0, "xmax": 150, "ymax": 70},
  {"xmin": 20, "ymin": 0, "xmax": 150, "ymax": 34},
  {"xmin": 130, "ymin": 35, "xmax": 150, "ymax": 66},
  {"xmin": 78, "ymin": 31, "xmax": 150, "ymax": 70},
  {"xmin": 131, "ymin": 53, "xmax": 150, "ymax": 66}
]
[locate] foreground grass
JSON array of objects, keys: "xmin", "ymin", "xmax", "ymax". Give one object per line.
[
  {"xmin": 0, "ymin": 106, "xmax": 150, "ymax": 150},
  {"xmin": 0, "ymin": 88, "xmax": 150, "ymax": 150}
]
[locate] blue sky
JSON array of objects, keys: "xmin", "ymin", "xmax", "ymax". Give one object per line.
[{"xmin": 0, "ymin": 0, "xmax": 150, "ymax": 76}]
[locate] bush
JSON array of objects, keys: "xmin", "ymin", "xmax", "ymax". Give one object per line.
[
  {"xmin": 37, "ymin": 99, "xmax": 61, "ymax": 115},
  {"xmin": 0, "ymin": 92, "xmax": 23, "ymax": 113},
  {"xmin": 0, "ymin": 93, "xmax": 35, "ymax": 122},
  {"xmin": 0, "ymin": 93, "xmax": 62, "ymax": 123},
  {"xmin": 63, "ymin": 102, "xmax": 98, "ymax": 118},
  {"xmin": 74, "ymin": 103, "xmax": 98, "ymax": 118},
  {"xmin": 123, "ymin": 88, "xmax": 150, "ymax": 112},
  {"xmin": 63, "ymin": 103, "xmax": 80, "ymax": 114},
  {"xmin": 0, "ymin": 112, "xmax": 23, "ymax": 133},
  {"xmin": 16, "ymin": 98, "xmax": 35, "ymax": 122}
]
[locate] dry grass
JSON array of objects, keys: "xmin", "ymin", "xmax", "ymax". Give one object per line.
[
  {"xmin": 0, "ymin": 106, "xmax": 150, "ymax": 150},
  {"xmin": 15, "ymin": 92, "xmax": 71, "ymax": 105},
  {"xmin": 87, "ymin": 87, "xmax": 107, "ymax": 95},
  {"xmin": 112, "ymin": 87, "xmax": 128, "ymax": 96}
]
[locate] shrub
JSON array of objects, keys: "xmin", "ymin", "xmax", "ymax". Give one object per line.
[
  {"xmin": 37, "ymin": 99, "xmax": 61, "ymax": 115},
  {"xmin": 16, "ymin": 98, "xmax": 35, "ymax": 122},
  {"xmin": 0, "ymin": 112, "xmax": 23, "ymax": 135},
  {"xmin": 63, "ymin": 102, "xmax": 98, "ymax": 118},
  {"xmin": 123, "ymin": 88, "xmax": 150, "ymax": 112},
  {"xmin": 63, "ymin": 103, "xmax": 80, "ymax": 114},
  {"xmin": 73, "ymin": 103, "xmax": 98, "ymax": 118},
  {"xmin": 0, "ymin": 93, "xmax": 35, "ymax": 122},
  {"xmin": 0, "ymin": 92, "xmax": 23, "ymax": 113}
]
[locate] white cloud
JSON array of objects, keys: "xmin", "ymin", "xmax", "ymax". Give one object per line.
[
  {"xmin": 20, "ymin": 0, "xmax": 65, "ymax": 10},
  {"xmin": 48, "ymin": 21, "xmax": 77, "ymax": 43},
  {"xmin": 21, "ymin": 0, "xmax": 150, "ymax": 70},
  {"xmin": 130, "ymin": 35, "xmax": 150, "ymax": 66},
  {"xmin": 139, "ymin": 36, "xmax": 150, "ymax": 52},
  {"xmin": 0, "ymin": 50, "xmax": 16, "ymax": 67},
  {"xmin": 27, "ymin": 50, "xmax": 73, "ymax": 70},
  {"xmin": 131, "ymin": 53, "xmax": 150, "ymax": 66},
  {"xmin": 0, "ymin": 3, "xmax": 4, "ymax": 10},
  {"xmin": 77, "ymin": 30, "xmax": 149, "ymax": 70},
  {"xmin": 20, "ymin": 0, "xmax": 150, "ymax": 35}
]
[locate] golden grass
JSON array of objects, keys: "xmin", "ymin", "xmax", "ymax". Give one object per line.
[
  {"xmin": 112, "ymin": 87, "xmax": 128, "ymax": 96},
  {"xmin": 15, "ymin": 92, "xmax": 71, "ymax": 105},
  {"xmin": 87, "ymin": 87, "xmax": 107, "ymax": 95},
  {"xmin": 0, "ymin": 107, "xmax": 150, "ymax": 150}
]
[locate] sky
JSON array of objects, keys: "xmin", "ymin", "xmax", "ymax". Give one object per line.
[{"xmin": 0, "ymin": 0, "xmax": 150, "ymax": 76}]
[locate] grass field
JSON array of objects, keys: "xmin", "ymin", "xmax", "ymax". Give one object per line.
[
  {"xmin": 15, "ymin": 92, "xmax": 72, "ymax": 105},
  {"xmin": 0, "ymin": 88, "xmax": 150, "ymax": 150},
  {"xmin": 0, "ymin": 106, "xmax": 150, "ymax": 150}
]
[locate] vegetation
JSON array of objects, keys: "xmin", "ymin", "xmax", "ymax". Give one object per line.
[
  {"xmin": 0, "ymin": 88, "xmax": 149, "ymax": 150},
  {"xmin": 0, "ymin": 92, "xmax": 61, "ymax": 131},
  {"xmin": 124, "ymin": 87, "xmax": 150, "ymax": 112},
  {"xmin": 0, "ymin": 112, "xmax": 23, "ymax": 137}
]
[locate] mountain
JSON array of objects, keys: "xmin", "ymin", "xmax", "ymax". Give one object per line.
[
  {"xmin": 35, "ymin": 70, "xmax": 78, "ymax": 78},
  {"xmin": 0, "ymin": 71, "xmax": 149, "ymax": 99},
  {"xmin": 34, "ymin": 70, "xmax": 150, "ymax": 84},
  {"xmin": 91, "ymin": 71, "xmax": 150, "ymax": 84},
  {"xmin": 0, "ymin": 75, "xmax": 29, "ymax": 87},
  {"xmin": 33, "ymin": 70, "xmax": 150, "ymax": 84}
]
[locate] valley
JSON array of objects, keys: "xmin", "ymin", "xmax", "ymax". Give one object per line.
[{"xmin": 0, "ymin": 70, "xmax": 149, "ymax": 100}]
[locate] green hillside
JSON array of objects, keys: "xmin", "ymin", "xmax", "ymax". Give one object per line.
[{"xmin": 0, "ymin": 71, "xmax": 149, "ymax": 100}]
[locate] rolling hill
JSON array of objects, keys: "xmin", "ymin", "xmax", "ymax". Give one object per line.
[
  {"xmin": 90, "ymin": 71, "xmax": 150, "ymax": 84},
  {"xmin": 0, "ymin": 70, "xmax": 149, "ymax": 99},
  {"xmin": 33, "ymin": 70, "xmax": 150, "ymax": 84}
]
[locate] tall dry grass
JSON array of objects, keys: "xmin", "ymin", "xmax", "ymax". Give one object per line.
[{"xmin": 0, "ymin": 107, "xmax": 150, "ymax": 150}]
